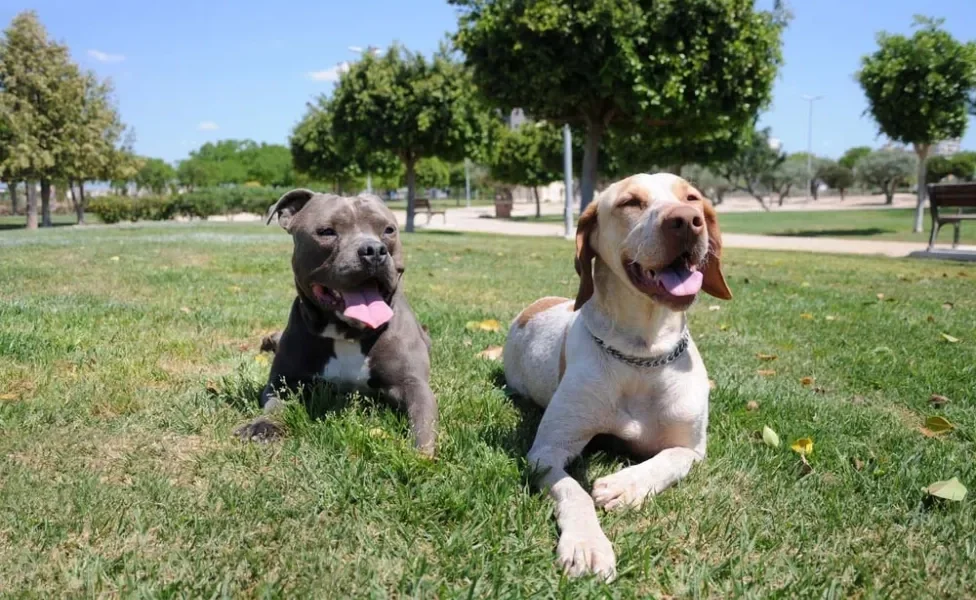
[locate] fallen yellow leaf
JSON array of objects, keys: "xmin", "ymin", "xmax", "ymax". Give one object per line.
[
  {"xmin": 925, "ymin": 415, "xmax": 955, "ymax": 434},
  {"xmin": 800, "ymin": 376, "xmax": 815, "ymax": 386},
  {"xmin": 477, "ymin": 345, "xmax": 504, "ymax": 361},
  {"xmin": 941, "ymin": 333, "xmax": 960, "ymax": 343},
  {"xmin": 757, "ymin": 369, "xmax": 776, "ymax": 377},
  {"xmin": 791, "ymin": 437, "xmax": 813, "ymax": 456},
  {"xmin": 0, "ymin": 392, "xmax": 18, "ymax": 401},
  {"xmin": 708, "ymin": 305, "xmax": 721, "ymax": 311},
  {"xmin": 255, "ymin": 354, "xmax": 269, "ymax": 366},
  {"xmin": 180, "ymin": 306, "xmax": 192, "ymax": 314},
  {"xmin": 756, "ymin": 353, "xmax": 777, "ymax": 361},
  {"xmin": 876, "ymin": 293, "xmax": 885, "ymax": 300},
  {"xmin": 746, "ymin": 400, "xmax": 760, "ymax": 411},
  {"xmin": 800, "ymin": 313, "xmax": 814, "ymax": 320},
  {"xmin": 465, "ymin": 319, "xmax": 502, "ymax": 333},
  {"xmin": 708, "ymin": 379, "xmax": 717, "ymax": 390},
  {"xmin": 801, "ymin": 282, "xmax": 811, "ymax": 287},
  {"xmin": 825, "ymin": 315, "xmax": 837, "ymax": 321},
  {"xmin": 719, "ymin": 323, "xmax": 729, "ymax": 331},
  {"xmin": 110, "ymin": 256, "xmax": 120, "ymax": 262}
]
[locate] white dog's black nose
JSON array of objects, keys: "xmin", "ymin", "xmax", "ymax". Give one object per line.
[{"xmin": 359, "ymin": 240, "xmax": 389, "ymax": 265}]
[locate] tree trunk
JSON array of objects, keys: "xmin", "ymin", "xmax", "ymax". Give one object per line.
[
  {"xmin": 26, "ymin": 183, "xmax": 38, "ymax": 230},
  {"xmin": 40, "ymin": 180, "xmax": 52, "ymax": 227},
  {"xmin": 579, "ymin": 122, "xmax": 604, "ymax": 212},
  {"xmin": 913, "ymin": 144, "xmax": 929, "ymax": 233},
  {"xmin": 811, "ymin": 179, "xmax": 819, "ymax": 200},
  {"xmin": 77, "ymin": 182, "xmax": 87, "ymax": 225},
  {"xmin": 840, "ymin": 188, "xmax": 846, "ymax": 201},
  {"xmin": 533, "ymin": 186, "xmax": 541, "ymax": 218},
  {"xmin": 883, "ymin": 181, "xmax": 894, "ymax": 205},
  {"xmin": 405, "ymin": 157, "xmax": 417, "ymax": 233},
  {"xmin": 8, "ymin": 182, "xmax": 18, "ymax": 215}
]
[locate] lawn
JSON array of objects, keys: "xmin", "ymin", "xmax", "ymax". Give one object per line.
[
  {"xmin": 516, "ymin": 207, "xmax": 976, "ymax": 245},
  {"xmin": 0, "ymin": 213, "xmax": 99, "ymax": 231},
  {"xmin": 1, "ymin": 222, "xmax": 974, "ymax": 597}
]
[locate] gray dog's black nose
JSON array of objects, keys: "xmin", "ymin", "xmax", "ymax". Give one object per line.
[{"xmin": 358, "ymin": 240, "xmax": 389, "ymax": 265}]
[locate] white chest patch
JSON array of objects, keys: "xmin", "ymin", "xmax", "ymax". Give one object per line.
[{"xmin": 320, "ymin": 338, "xmax": 371, "ymax": 390}]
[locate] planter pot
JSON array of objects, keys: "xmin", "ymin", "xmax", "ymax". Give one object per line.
[{"xmin": 494, "ymin": 200, "xmax": 513, "ymax": 219}]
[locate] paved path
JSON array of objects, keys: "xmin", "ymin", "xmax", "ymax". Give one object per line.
[{"xmin": 392, "ymin": 204, "xmax": 976, "ymax": 261}]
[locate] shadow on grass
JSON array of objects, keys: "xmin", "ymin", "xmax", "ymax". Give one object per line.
[
  {"xmin": 487, "ymin": 368, "xmax": 636, "ymax": 485},
  {"xmin": 412, "ymin": 229, "xmax": 463, "ymax": 237},
  {"xmin": 0, "ymin": 220, "xmax": 78, "ymax": 231},
  {"xmin": 770, "ymin": 227, "xmax": 893, "ymax": 238}
]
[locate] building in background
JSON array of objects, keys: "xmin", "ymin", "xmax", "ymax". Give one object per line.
[{"xmin": 932, "ymin": 138, "xmax": 962, "ymax": 157}]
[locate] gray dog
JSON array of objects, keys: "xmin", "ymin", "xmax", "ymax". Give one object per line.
[{"xmin": 234, "ymin": 189, "xmax": 438, "ymax": 455}]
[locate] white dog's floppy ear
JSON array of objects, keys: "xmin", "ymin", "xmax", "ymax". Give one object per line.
[
  {"xmin": 701, "ymin": 200, "xmax": 732, "ymax": 300},
  {"xmin": 266, "ymin": 188, "xmax": 315, "ymax": 230},
  {"xmin": 573, "ymin": 201, "xmax": 599, "ymax": 310}
]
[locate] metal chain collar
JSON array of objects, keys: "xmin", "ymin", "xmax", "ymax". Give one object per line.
[{"xmin": 590, "ymin": 328, "xmax": 690, "ymax": 369}]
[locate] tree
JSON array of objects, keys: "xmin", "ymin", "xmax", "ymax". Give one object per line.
[
  {"xmin": 684, "ymin": 165, "xmax": 733, "ymax": 205},
  {"xmin": 927, "ymin": 152, "xmax": 976, "ymax": 183},
  {"xmin": 290, "ymin": 97, "xmax": 399, "ymax": 195},
  {"xmin": 855, "ymin": 150, "xmax": 917, "ymax": 204},
  {"xmin": 762, "ymin": 158, "xmax": 809, "ymax": 206},
  {"xmin": 489, "ymin": 122, "xmax": 562, "ymax": 217},
  {"xmin": 0, "ymin": 11, "xmax": 82, "ymax": 229},
  {"xmin": 415, "ymin": 157, "xmax": 451, "ymax": 191},
  {"xmin": 839, "ymin": 146, "xmax": 872, "ymax": 170},
  {"xmin": 452, "ymin": 0, "xmax": 786, "ymax": 211},
  {"xmin": 241, "ymin": 143, "xmax": 294, "ymax": 187},
  {"xmin": 330, "ymin": 45, "xmax": 488, "ymax": 232},
  {"xmin": 858, "ymin": 16, "xmax": 976, "ymax": 231},
  {"xmin": 135, "ymin": 157, "xmax": 176, "ymax": 194},
  {"xmin": 819, "ymin": 162, "xmax": 855, "ymax": 199},
  {"xmin": 716, "ymin": 128, "xmax": 785, "ymax": 211}
]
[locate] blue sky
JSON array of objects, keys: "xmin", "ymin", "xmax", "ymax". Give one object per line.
[{"xmin": 3, "ymin": 0, "xmax": 975, "ymax": 164}]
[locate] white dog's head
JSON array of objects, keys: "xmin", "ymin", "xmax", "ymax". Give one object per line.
[{"xmin": 574, "ymin": 173, "xmax": 732, "ymax": 311}]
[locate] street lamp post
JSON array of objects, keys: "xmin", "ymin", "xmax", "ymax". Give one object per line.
[
  {"xmin": 802, "ymin": 94, "xmax": 824, "ymax": 201},
  {"xmin": 563, "ymin": 125, "xmax": 573, "ymax": 239},
  {"xmin": 464, "ymin": 158, "xmax": 471, "ymax": 208}
]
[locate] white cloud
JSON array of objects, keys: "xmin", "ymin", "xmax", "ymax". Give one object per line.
[
  {"xmin": 198, "ymin": 121, "xmax": 219, "ymax": 131},
  {"xmin": 307, "ymin": 62, "xmax": 349, "ymax": 82},
  {"xmin": 88, "ymin": 49, "xmax": 125, "ymax": 63}
]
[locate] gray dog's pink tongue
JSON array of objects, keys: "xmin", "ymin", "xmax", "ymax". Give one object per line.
[
  {"xmin": 656, "ymin": 266, "xmax": 703, "ymax": 297},
  {"xmin": 341, "ymin": 285, "xmax": 393, "ymax": 328}
]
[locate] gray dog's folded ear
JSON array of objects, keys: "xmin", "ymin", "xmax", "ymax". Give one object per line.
[{"xmin": 266, "ymin": 188, "xmax": 315, "ymax": 230}]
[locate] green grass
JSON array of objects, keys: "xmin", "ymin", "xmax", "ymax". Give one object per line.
[
  {"xmin": 1, "ymin": 222, "xmax": 975, "ymax": 597},
  {"xmin": 516, "ymin": 207, "xmax": 976, "ymax": 245},
  {"xmin": 384, "ymin": 197, "xmax": 494, "ymax": 211}
]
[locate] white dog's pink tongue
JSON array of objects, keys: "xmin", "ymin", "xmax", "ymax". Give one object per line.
[
  {"xmin": 341, "ymin": 286, "xmax": 393, "ymax": 328},
  {"xmin": 656, "ymin": 266, "xmax": 703, "ymax": 297}
]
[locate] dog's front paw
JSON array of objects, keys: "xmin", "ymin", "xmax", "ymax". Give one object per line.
[
  {"xmin": 234, "ymin": 417, "xmax": 284, "ymax": 443},
  {"xmin": 592, "ymin": 468, "xmax": 652, "ymax": 511},
  {"xmin": 556, "ymin": 527, "xmax": 616, "ymax": 581}
]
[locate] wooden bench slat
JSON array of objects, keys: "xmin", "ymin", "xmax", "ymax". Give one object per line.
[{"xmin": 927, "ymin": 183, "xmax": 976, "ymax": 250}]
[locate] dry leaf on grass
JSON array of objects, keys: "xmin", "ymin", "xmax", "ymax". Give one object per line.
[
  {"xmin": 800, "ymin": 313, "xmax": 814, "ymax": 320},
  {"xmin": 800, "ymin": 376, "xmax": 815, "ymax": 386},
  {"xmin": 110, "ymin": 256, "xmax": 120, "ymax": 262},
  {"xmin": 762, "ymin": 426, "xmax": 780, "ymax": 447},
  {"xmin": 254, "ymin": 354, "xmax": 269, "ymax": 366},
  {"xmin": 791, "ymin": 438, "xmax": 813, "ymax": 456},
  {"xmin": 0, "ymin": 392, "xmax": 18, "ymax": 402},
  {"xmin": 462, "ymin": 338, "xmax": 472, "ymax": 347},
  {"xmin": 477, "ymin": 346, "xmax": 504, "ymax": 361},
  {"xmin": 925, "ymin": 416, "xmax": 955, "ymax": 434},
  {"xmin": 708, "ymin": 305, "xmax": 721, "ymax": 311},
  {"xmin": 876, "ymin": 293, "xmax": 885, "ymax": 300},
  {"xmin": 719, "ymin": 323, "xmax": 729, "ymax": 331},
  {"xmin": 708, "ymin": 379, "xmax": 717, "ymax": 390},
  {"xmin": 941, "ymin": 333, "xmax": 961, "ymax": 343},
  {"xmin": 465, "ymin": 319, "xmax": 502, "ymax": 333},
  {"xmin": 746, "ymin": 400, "xmax": 760, "ymax": 411},
  {"xmin": 757, "ymin": 369, "xmax": 777, "ymax": 377},
  {"xmin": 180, "ymin": 306, "xmax": 192, "ymax": 314},
  {"xmin": 942, "ymin": 302, "xmax": 954, "ymax": 310},
  {"xmin": 929, "ymin": 394, "xmax": 950, "ymax": 407},
  {"xmin": 757, "ymin": 353, "xmax": 777, "ymax": 361},
  {"xmin": 851, "ymin": 457, "xmax": 865, "ymax": 471},
  {"xmin": 801, "ymin": 282, "xmax": 811, "ymax": 287},
  {"xmin": 924, "ymin": 477, "xmax": 967, "ymax": 502}
]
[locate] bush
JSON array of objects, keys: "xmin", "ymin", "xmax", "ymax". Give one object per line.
[{"xmin": 87, "ymin": 187, "xmax": 283, "ymax": 224}]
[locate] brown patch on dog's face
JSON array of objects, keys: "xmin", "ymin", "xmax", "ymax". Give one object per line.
[
  {"xmin": 586, "ymin": 173, "xmax": 731, "ymax": 311},
  {"xmin": 266, "ymin": 190, "xmax": 403, "ymax": 313},
  {"xmin": 516, "ymin": 297, "xmax": 570, "ymax": 328}
]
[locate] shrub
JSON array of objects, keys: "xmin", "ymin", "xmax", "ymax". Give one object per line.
[{"xmin": 87, "ymin": 187, "xmax": 283, "ymax": 224}]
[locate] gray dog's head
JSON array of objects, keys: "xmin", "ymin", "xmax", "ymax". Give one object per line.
[{"xmin": 267, "ymin": 189, "xmax": 403, "ymax": 329}]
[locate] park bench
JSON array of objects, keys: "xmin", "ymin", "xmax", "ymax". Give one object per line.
[
  {"xmin": 927, "ymin": 182, "xmax": 976, "ymax": 250},
  {"xmin": 415, "ymin": 197, "xmax": 447, "ymax": 224}
]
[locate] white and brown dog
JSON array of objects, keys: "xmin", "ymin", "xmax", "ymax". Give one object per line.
[{"xmin": 504, "ymin": 173, "xmax": 732, "ymax": 580}]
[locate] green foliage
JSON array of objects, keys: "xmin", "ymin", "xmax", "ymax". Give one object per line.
[
  {"xmin": 329, "ymin": 44, "xmax": 489, "ymax": 231},
  {"xmin": 819, "ymin": 162, "xmax": 856, "ymax": 196},
  {"xmin": 177, "ymin": 140, "xmax": 296, "ymax": 189},
  {"xmin": 87, "ymin": 187, "xmax": 281, "ymax": 224},
  {"xmin": 858, "ymin": 17, "xmax": 976, "ymax": 150},
  {"xmin": 927, "ymin": 152, "xmax": 976, "ymax": 183},
  {"xmin": 88, "ymin": 195, "xmax": 176, "ymax": 224},
  {"xmin": 762, "ymin": 157, "xmax": 809, "ymax": 204},
  {"xmin": 452, "ymin": 0, "xmax": 787, "ymax": 208},
  {"xmin": 839, "ymin": 146, "xmax": 872, "ymax": 170},
  {"xmin": 489, "ymin": 122, "xmax": 562, "ymax": 189},
  {"xmin": 135, "ymin": 158, "xmax": 176, "ymax": 194},
  {"xmin": 415, "ymin": 157, "xmax": 452, "ymax": 190},
  {"xmin": 855, "ymin": 150, "xmax": 917, "ymax": 203}
]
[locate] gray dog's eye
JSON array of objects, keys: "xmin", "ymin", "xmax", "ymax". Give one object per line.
[
  {"xmin": 316, "ymin": 227, "xmax": 337, "ymax": 237},
  {"xmin": 384, "ymin": 226, "xmax": 396, "ymax": 235}
]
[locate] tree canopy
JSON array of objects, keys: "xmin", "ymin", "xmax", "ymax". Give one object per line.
[
  {"xmin": 488, "ymin": 121, "xmax": 563, "ymax": 217},
  {"xmin": 839, "ymin": 146, "xmax": 872, "ymax": 171},
  {"xmin": 855, "ymin": 150, "xmax": 917, "ymax": 204},
  {"xmin": 715, "ymin": 128, "xmax": 785, "ymax": 210},
  {"xmin": 329, "ymin": 44, "xmax": 488, "ymax": 231},
  {"xmin": 858, "ymin": 16, "xmax": 976, "ymax": 230},
  {"xmin": 177, "ymin": 139, "xmax": 296, "ymax": 189},
  {"xmin": 452, "ymin": 0, "xmax": 787, "ymax": 210}
]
